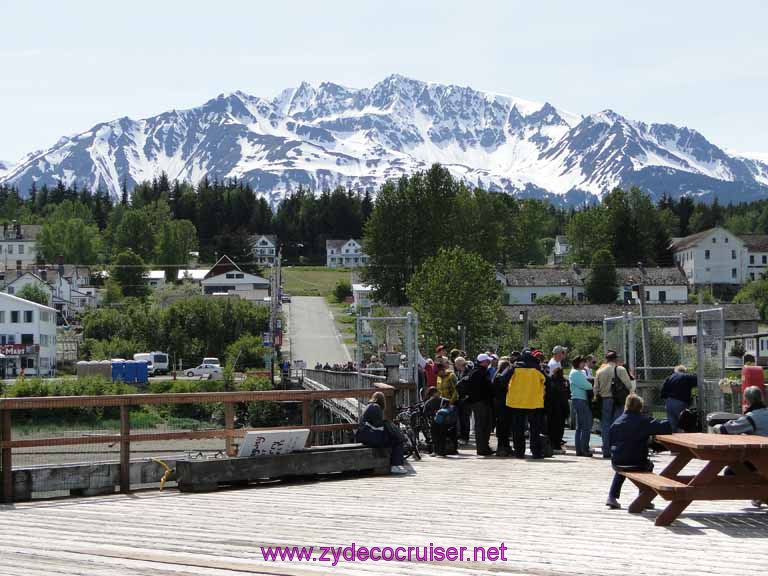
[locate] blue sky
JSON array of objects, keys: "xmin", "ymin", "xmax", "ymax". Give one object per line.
[{"xmin": 1, "ymin": 0, "xmax": 767, "ymax": 162}]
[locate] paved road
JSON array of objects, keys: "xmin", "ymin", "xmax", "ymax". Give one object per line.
[{"xmin": 288, "ymin": 296, "xmax": 351, "ymax": 367}]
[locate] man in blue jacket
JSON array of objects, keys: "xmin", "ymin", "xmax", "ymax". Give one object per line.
[{"xmin": 606, "ymin": 394, "xmax": 672, "ymax": 509}]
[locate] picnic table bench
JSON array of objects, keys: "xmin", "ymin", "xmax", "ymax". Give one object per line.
[{"xmin": 619, "ymin": 433, "xmax": 768, "ymax": 526}]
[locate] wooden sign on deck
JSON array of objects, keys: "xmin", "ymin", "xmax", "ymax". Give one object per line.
[{"xmin": 237, "ymin": 429, "xmax": 310, "ymax": 458}]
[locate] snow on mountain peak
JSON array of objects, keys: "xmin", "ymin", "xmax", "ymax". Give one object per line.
[{"xmin": 1, "ymin": 75, "xmax": 766, "ymax": 205}]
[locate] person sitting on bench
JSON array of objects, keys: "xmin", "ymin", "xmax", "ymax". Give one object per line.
[
  {"xmin": 606, "ymin": 394, "xmax": 672, "ymax": 510},
  {"xmin": 713, "ymin": 386, "xmax": 768, "ymax": 437},
  {"xmin": 356, "ymin": 391, "xmax": 407, "ymax": 475}
]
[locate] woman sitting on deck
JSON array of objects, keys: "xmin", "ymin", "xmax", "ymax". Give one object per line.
[{"xmin": 356, "ymin": 391, "xmax": 407, "ymax": 475}]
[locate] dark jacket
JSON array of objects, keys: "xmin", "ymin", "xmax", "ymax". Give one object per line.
[
  {"xmin": 545, "ymin": 372, "xmax": 570, "ymax": 415},
  {"xmin": 609, "ymin": 411, "xmax": 672, "ymax": 466},
  {"xmin": 660, "ymin": 372, "xmax": 698, "ymax": 404},
  {"xmin": 492, "ymin": 365, "xmax": 513, "ymax": 403},
  {"xmin": 355, "ymin": 403, "xmax": 386, "ymax": 446},
  {"xmin": 461, "ymin": 365, "xmax": 493, "ymax": 404}
]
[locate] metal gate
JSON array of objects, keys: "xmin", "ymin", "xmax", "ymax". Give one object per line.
[
  {"xmin": 355, "ymin": 312, "xmax": 419, "ymax": 406},
  {"xmin": 696, "ymin": 308, "xmax": 726, "ymax": 418}
]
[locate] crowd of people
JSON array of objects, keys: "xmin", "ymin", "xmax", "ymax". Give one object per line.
[{"xmin": 354, "ymin": 343, "xmax": 768, "ymax": 509}]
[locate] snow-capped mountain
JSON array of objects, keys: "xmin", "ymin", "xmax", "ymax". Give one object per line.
[
  {"xmin": 0, "ymin": 160, "xmax": 13, "ymax": 179},
  {"xmin": 3, "ymin": 74, "xmax": 768, "ymax": 204}
]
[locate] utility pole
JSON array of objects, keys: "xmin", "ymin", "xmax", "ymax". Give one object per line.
[{"xmin": 519, "ymin": 310, "xmax": 530, "ymax": 350}]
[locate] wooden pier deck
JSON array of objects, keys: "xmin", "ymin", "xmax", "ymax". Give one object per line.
[{"xmin": 1, "ymin": 451, "xmax": 767, "ymax": 575}]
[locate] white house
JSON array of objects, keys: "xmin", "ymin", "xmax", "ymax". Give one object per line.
[
  {"xmin": 251, "ymin": 234, "xmax": 278, "ymax": 267},
  {"xmin": 326, "ymin": 239, "xmax": 369, "ymax": 268},
  {"xmin": 0, "ymin": 223, "xmax": 40, "ymax": 272},
  {"xmin": 670, "ymin": 227, "xmax": 748, "ymax": 286},
  {"xmin": 201, "ymin": 255, "xmax": 271, "ymax": 301},
  {"xmin": 740, "ymin": 235, "xmax": 768, "ymax": 281},
  {"xmin": 2, "ymin": 267, "xmax": 97, "ymax": 320},
  {"xmin": 177, "ymin": 268, "xmax": 208, "ymax": 284},
  {"xmin": 145, "ymin": 270, "xmax": 167, "ymax": 289},
  {"xmin": 500, "ymin": 266, "xmax": 688, "ymax": 305},
  {"xmin": 0, "ymin": 292, "xmax": 57, "ymax": 377},
  {"xmin": 548, "ymin": 235, "xmax": 570, "ymax": 266}
]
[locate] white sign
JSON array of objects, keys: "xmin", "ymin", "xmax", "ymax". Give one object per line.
[
  {"xmin": 294, "ymin": 360, "xmax": 306, "ymax": 370},
  {"xmin": 237, "ymin": 429, "xmax": 310, "ymax": 458}
]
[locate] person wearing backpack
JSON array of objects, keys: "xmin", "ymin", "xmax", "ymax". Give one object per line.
[{"xmin": 594, "ymin": 350, "xmax": 634, "ymax": 459}]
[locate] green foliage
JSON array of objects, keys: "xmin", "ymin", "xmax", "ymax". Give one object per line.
[
  {"xmin": 112, "ymin": 249, "xmax": 149, "ymax": 299},
  {"xmin": 16, "ymin": 283, "xmax": 51, "ymax": 306},
  {"xmin": 236, "ymin": 377, "xmax": 282, "ymax": 427},
  {"xmin": 37, "ymin": 202, "xmax": 102, "ymax": 264},
  {"xmin": 156, "ymin": 219, "xmax": 198, "ymax": 282},
  {"xmin": 567, "ymin": 187, "xmax": 673, "ymax": 267},
  {"xmin": 364, "ymin": 166, "xmax": 557, "ymax": 304},
  {"xmin": 535, "ymin": 294, "xmax": 572, "ymax": 305},
  {"xmin": 333, "ymin": 280, "xmax": 352, "ymax": 302},
  {"xmin": 81, "ymin": 295, "xmax": 270, "ymax": 368},
  {"xmin": 407, "ymin": 247, "xmax": 503, "ymax": 353},
  {"xmin": 225, "ymin": 334, "xmax": 267, "ymax": 370},
  {"xmin": 532, "ymin": 322, "xmax": 603, "ymax": 359},
  {"xmin": 729, "ymin": 340, "xmax": 745, "ymax": 359},
  {"xmin": 688, "ymin": 287, "xmax": 716, "ymax": 304},
  {"xmin": 585, "ymin": 249, "xmax": 618, "ymax": 304},
  {"xmin": 82, "ymin": 337, "xmax": 144, "ymax": 360},
  {"xmin": 734, "ymin": 278, "xmax": 768, "ymax": 319}
]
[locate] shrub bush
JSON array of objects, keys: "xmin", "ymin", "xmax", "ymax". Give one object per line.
[{"xmin": 333, "ymin": 280, "xmax": 352, "ymax": 303}]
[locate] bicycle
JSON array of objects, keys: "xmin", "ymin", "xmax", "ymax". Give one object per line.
[{"xmin": 394, "ymin": 402, "xmax": 433, "ymax": 461}]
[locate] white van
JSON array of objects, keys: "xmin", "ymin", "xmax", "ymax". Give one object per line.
[{"xmin": 133, "ymin": 352, "xmax": 170, "ymax": 375}]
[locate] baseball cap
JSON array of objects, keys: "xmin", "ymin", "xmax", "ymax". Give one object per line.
[
  {"xmin": 552, "ymin": 345, "xmax": 567, "ymax": 354},
  {"xmin": 476, "ymin": 353, "xmax": 493, "ymax": 363},
  {"xmin": 531, "ymin": 350, "xmax": 545, "ymax": 360}
]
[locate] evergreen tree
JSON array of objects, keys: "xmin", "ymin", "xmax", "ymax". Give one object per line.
[
  {"xmin": 585, "ymin": 249, "xmax": 619, "ymax": 304},
  {"xmin": 112, "ymin": 250, "xmax": 149, "ymax": 299}
]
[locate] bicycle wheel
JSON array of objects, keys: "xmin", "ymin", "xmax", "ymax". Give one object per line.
[{"xmin": 408, "ymin": 429, "xmax": 421, "ymax": 460}]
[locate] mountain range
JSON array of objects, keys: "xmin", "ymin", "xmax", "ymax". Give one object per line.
[{"xmin": 2, "ymin": 74, "xmax": 768, "ymax": 205}]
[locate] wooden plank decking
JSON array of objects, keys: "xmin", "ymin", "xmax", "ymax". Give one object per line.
[{"xmin": 1, "ymin": 450, "xmax": 767, "ymax": 575}]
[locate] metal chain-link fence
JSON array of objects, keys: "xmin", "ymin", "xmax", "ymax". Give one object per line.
[{"xmin": 696, "ymin": 308, "xmax": 726, "ymax": 418}]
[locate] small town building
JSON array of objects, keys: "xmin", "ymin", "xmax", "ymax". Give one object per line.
[
  {"xmin": 740, "ymin": 234, "xmax": 768, "ymax": 281},
  {"xmin": 0, "ymin": 223, "xmax": 40, "ymax": 273},
  {"xmin": 352, "ymin": 283, "xmax": 373, "ymax": 315},
  {"xmin": 251, "ymin": 234, "xmax": 278, "ymax": 267},
  {"xmin": 500, "ymin": 265, "xmax": 688, "ymax": 305},
  {"xmin": 326, "ymin": 239, "xmax": 368, "ymax": 268},
  {"xmin": 547, "ymin": 235, "xmax": 570, "ymax": 266},
  {"xmin": 670, "ymin": 227, "xmax": 749, "ymax": 286},
  {"xmin": 200, "ymin": 255, "xmax": 270, "ymax": 301},
  {"xmin": 2, "ymin": 265, "xmax": 96, "ymax": 321},
  {"xmin": 0, "ymin": 292, "xmax": 57, "ymax": 377}
]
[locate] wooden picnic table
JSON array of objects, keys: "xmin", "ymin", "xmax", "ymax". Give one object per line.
[{"xmin": 622, "ymin": 432, "xmax": 768, "ymax": 526}]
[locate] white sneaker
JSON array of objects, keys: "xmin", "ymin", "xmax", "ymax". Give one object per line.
[{"xmin": 390, "ymin": 465, "xmax": 408, "ymax": 475}]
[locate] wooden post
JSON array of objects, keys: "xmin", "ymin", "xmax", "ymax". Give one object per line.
[
  {"xmin": 224, "ymin": 402, "xmax": 235, "ymax": 457},
  {"xmin": 302, "ymin": 399, "xmax": 312, "ymax": 447},
  {"xmin": 1, "ymin": 410, "xmax": 12, "ymax": 503},
  {"xmin": 119, "ymin": 405, "xmax": 130, "ymax": 493}
]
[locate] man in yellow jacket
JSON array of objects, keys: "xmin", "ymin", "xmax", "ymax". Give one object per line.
[{"xmin": 506, "ymin": 350, "xmax": 547, "ymax": 459}]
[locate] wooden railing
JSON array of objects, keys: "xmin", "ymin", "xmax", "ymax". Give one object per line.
[{"xmin": 0, "ymin": 384, "xmax": 395, "ymax": 503}]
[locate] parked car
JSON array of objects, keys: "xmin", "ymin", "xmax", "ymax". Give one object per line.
[
  {"xmin": 202, "ymin": 357, "xmax": 221, "ymax": 366},
  {"xmin": 186, "ymin": 364, "xmax": 221, "ymax": 377},
  {"xmin": 281, "ymin": 293, "xmax": 292, "ymax": 303}
]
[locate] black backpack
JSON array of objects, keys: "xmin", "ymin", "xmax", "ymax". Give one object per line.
[{"xmin": 611, "ymin": 366, "xmax": 630, "ymax": 407}]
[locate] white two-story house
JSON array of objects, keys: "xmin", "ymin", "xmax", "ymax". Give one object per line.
[
  {"xmin": 251, "ymin": 234, "xmax": 278, "ymax": 267},
  {"xmin": 0, "ymin": 292, "xmax": 57, "ymax": 377},
  {"xmin": 326, "ymin": 239, "xmax": 368, "ymax": 268},
  {"xmin": 671, "ymin": 227, "xmax": 754, "ymax": 286}
]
